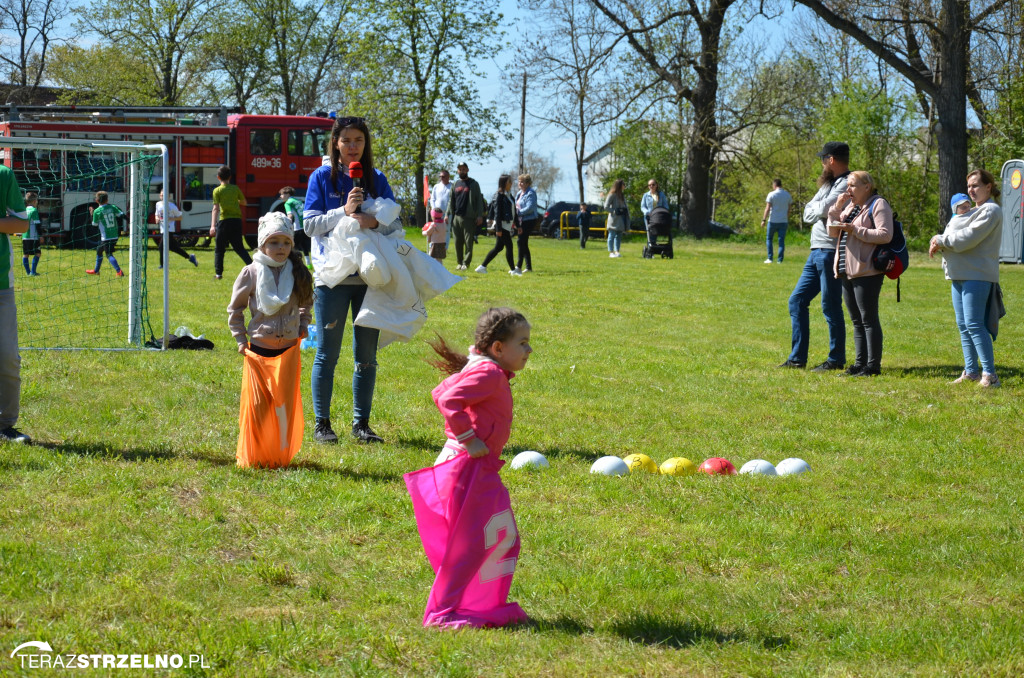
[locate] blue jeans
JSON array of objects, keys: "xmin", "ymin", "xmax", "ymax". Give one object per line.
[
  {"xmin": 951, "ymin": 280, "xmax": 995, "ymax": 375},
  {"xmin": 767, "ymin": 222, "xmax": 787, "ymax": 262},
  {"xmin": 312, "ymin": 284, "xmax": 380, "ymax": 425},
  {"xmin": 607, "ymin": 230, "xmax": 622, "ymax": 252},
  {"xmin": 787, "ymin": 249, "xmax": 845, "ymax": 365}
]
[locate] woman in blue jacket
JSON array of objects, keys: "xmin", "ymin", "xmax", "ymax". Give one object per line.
[
  {"xmin": 303, "ymin": 116, "xmax": 401, "ymax": 444},
  {"xmin": 515, "ymin": 174, "xmax": 538, "ymax": 273}
]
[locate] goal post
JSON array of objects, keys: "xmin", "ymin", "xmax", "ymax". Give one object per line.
[{"xmin": 3, "ymin": 137, "xmax": 169, "ymax": 350}]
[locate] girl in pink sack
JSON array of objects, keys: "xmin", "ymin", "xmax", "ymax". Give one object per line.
[{"xmin": 403, "ymin": 307, "xmax": 533, "ymax": 628}]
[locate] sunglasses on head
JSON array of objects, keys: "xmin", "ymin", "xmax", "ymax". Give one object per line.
[{"xmin": 336, "ymin": 116, "xmax": 365, "ymax": 127}]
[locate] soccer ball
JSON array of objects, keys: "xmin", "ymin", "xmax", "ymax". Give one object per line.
[
  {"xmin": 659, "ymin": 457, "xmax": 697, "ymax": 476},
  {"xmin": 698, "ymin": 457, "xmax": 737, "ymax": 476},
  {"xmin": 776, "ymin": 458, "xmax": 811, "ymax": 476},
  {"xmin": 590, "ymin": 456, "xmax": 630, "ymax": 476},
  {"xmin": 739, "ymin": 459, "xmax": 777, "ymax": 476},
  {"xmin": 622, "ymin": 453, "xmax": 659, "ymax": 474},
  {"xmin": 510, "ymin": 450, "xmax": 550, "ymax": 470}
]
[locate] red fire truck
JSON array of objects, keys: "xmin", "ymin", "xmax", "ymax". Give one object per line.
[{"xmin": 0, "ymin": 105, "xmax": 333, "ymax": 246}]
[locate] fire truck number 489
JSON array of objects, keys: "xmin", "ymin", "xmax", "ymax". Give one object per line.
[{"xmin": 251, "ymin": 157, "xmax": 282, "ymax": 169}]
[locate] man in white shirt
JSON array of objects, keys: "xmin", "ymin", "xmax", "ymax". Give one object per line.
[
  {"xmin": 761, "ymin": 178, "xmax": 792, "ymax": 263},
  {"xmin": 430, "ymin": 169, "xmax": 452, "ymax": 247},
  {"xmin": 154, "ymin": 190, "xmax": 198, "ymax": 269}
]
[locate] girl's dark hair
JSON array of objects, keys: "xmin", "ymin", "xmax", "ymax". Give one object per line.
[
  {"xmin": 329, "ymin": 116, "xmax": 377, "ymax": 197},
  {"xmin": 428, "ymin": 307, "xmax": 529, "ymax": 376},
  {"xmin": 289, "ymin": 250, "xmax": 314, "ymax": 306},
  {"xmin": 611, "ymin": 179, "xmax": 625, "ymax": 197},
  {"xmin": 498, "ymin": 174, "xmax": 511, "ymax": 190}
]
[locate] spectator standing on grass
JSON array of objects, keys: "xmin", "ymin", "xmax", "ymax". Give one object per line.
[
  {"xmin": 929, "ymin": 171, "xmax": 1004, "ymax": 388},
  {"xmin": 154, "ymin": 190, "xmax": 199, "ymax": 269},
  {"xmin": 280, "ymin": 186, "xmax": 311, "ymax": 269},
  {"xmin": 477, "ymin": 175, "xmax": 518, "ymax": 275},
  {"xmin": 0, "ymin": 164, "xmax": 30, "ymax": 443},
  {"xmin": 641, "ymin": 179, "xmax": 669, "ymax": 226},
  {"xmin": 210, "ymin": 165, "xmax": 252, "ymax": 280},
  {"xmin": 20, "ymin": 191, "xmax": 41, "ymax": 276},
  {"xmin": 761, "ymin": 178, "xmax": 791, "ymax": 264},
  {"xmin": 446, "ymin": 163, "xmax": 485, "ymax": 271},
  {"xmin": 779, "ymin": 142, "xmax": 850, "ymax": 372},
  {"xmin": 577, "ymin": 203, "xmax": 591, "ymax": 248},
  {"xmin": 430, "ymin": 170, "xmax": 453, "ymax": 249},
  {"xmin": 514, "ymin": 174, "xmax": 538, "ymax": 273},
  {"xmin": 423, "ymin": 208, "xmax": 448, "ymax": 262},
  {"xmin": 826, "ymin": 171, "xmax": 893, "ymax": 377},
  {"xmin": 604, "ymin": 179, "xmax": 629, "ymax": 258}
]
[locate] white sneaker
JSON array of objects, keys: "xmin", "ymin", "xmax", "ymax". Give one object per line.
[
  {"xmin": 510, "ymin": 268, "xmax": 522, "ymax": 276},
  {"xmin": 475, "ymin": 265, "xmax": 487, "ymax": 273},
  {"xmin": 609, "ymin": 252, "xmax": 616, "ymax": 258},
  {"xmin": 764, "ymin": 258, "xmax": 773, "ymax": 264},
  {"xmin": 614, "ymin": 252, "xmax": 622, "ymax": 258},
  {"xmin": 523, "ymin": 268, "xmax": 531, "ymax": 273}
]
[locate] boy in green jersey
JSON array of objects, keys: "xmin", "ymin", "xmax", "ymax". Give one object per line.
[
  {"xmin": 280, "ymin": 186, "xmax": 310, "ymax": 268},
  {"xmin": 21, "ymin": 191, "xmax": 41, "ymax": 276},
  {"xmin": 86, "ymin": 191, "xmax": 125, "ymax": 276}
]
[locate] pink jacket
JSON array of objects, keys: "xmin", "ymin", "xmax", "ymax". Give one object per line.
[
  {"xmin": 827, "ymin": 197, "xmax": 893, "ymax": 279},
  {"xmin": 432, "ymin": 357, "xmax": 514, "ymax": 472}
]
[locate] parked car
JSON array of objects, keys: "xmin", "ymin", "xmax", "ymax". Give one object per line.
[{"xmin": 538, "ymin": 201, "xmax": 603, "ymax": 238}]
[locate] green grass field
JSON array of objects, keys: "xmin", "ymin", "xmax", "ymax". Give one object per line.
[{"xmin": 3, "ymin": 231, "xmax": 1023, "ymax": 677}]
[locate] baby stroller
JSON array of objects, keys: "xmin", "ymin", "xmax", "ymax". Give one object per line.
[{"xmin": 642, "ymin": 206, "xmax": 673, "ymax": 259}]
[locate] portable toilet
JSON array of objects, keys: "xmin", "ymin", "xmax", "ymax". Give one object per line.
[{"xmin": 999, "ymin": 159, "xmax": 1024, "ymax": 263}]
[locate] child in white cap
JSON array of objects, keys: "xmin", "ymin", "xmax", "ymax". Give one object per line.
[{"xmin": 227, "ymin": 212, "xmax": 314, "ymax": 467}]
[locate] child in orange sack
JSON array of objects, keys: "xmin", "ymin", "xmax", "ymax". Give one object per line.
[{"xmin": 227, "ymin": 212, "xmax": 314, "ymax": 467}]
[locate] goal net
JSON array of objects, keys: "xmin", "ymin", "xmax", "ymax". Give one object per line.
[{"xmin": 4, "ymin": 138, "xmax": 168, "ymax": 349}]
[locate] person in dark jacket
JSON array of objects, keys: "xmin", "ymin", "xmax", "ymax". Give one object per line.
[{"xmin": 477, "ymin": 175, "xmax": 519, "ymax": 275}]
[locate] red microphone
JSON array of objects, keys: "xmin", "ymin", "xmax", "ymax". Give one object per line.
[{"xmin": 349, "ymin": 161, "xmax": 363, "ymax": 212}]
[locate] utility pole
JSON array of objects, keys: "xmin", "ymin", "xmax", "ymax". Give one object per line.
[{"xmin": 518, "ymin": 72, "xmax": 527, "ymax": 176}]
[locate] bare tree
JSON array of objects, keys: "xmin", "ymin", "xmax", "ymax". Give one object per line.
[
  {"xmin": 788, "ymin": 0, "xmax": 1016, "ymax": 225},
  {"xmin": 589, "ymin": 0, "xmax": 740, "ymax": 237},
  {"xmin": 0, "ymin": 0, "xmax": 70, "ymax": 96},
  {"xmin": 523, "ymin": 0, "xmax": 660, "ymax": 203}
]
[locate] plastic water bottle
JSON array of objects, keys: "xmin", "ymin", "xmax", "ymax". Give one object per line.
[{"xmin": 301, "ymin": 324, "xmax": 319, "ymax": 350}]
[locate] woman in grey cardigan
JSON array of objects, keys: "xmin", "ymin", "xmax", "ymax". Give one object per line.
[{"xmin": 929, "ymin": 169, "xmax": 1004, "ymax": 388}]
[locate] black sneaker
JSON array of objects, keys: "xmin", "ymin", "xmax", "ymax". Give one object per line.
[
  {"xmin": 842, "ymin": 364, "xmax": 865, "ymax": 376},
  {"xmin": 778, "ymin": 359, "xmax": 806, "ymax": 368},
  {"xmin": 812, "ymin": 360, "xmax": 844, "ymax": 372},
  {"xmin": 852, "ymin": 367, "xmax": 881, "ymax": 377},
  {"xmin": 0, "ymin": 426, "xmax": 31, "ymax": 444},
  {"xmin": 351, "ymin": 421, "xmax": 384, "ymax": 444},
  {"xmin": 313, "ymin": 418, "xmax": 338, "ymax": 443}
]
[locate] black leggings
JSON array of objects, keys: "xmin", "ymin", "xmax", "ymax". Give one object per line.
[
  {"xmin": 151, "ymin": 234, "xmax": 190, "ymax": 266},
  {"xmin": 214, "ymin": 217, "xmax": 252, "ymax": 275},
  {"xmin": 517, "ymin": 218, "xmax": 537, "ymax": 270},
  {"xmin": 482, "ymin": 229, "xmax": 515, "ymax": 269},
  {"xmin": 842, "ymin": 274, "xmax": 885, "ymax": 370},
  {"xmin": 293, "ymin": 229, "xmax": 311, "ymax": 257}
]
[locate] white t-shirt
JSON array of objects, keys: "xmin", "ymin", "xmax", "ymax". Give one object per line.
[
  {"xmin": 430, "ymin": 181, "xmax": 452, "ymax": 214},
  {"xmin": 766, "ymin": 188, "xmax": 792, "ymax": 223},
  {"xmin": 156, "ymin": 200, "xmax": 183, "ymax": 234}
]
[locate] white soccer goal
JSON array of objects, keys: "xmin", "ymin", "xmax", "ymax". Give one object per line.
[{"xmin": 3, "ymin": 137, "xmax": 170, "ymax": 349}]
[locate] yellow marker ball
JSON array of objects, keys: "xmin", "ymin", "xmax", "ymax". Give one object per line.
[
  {"xmin": 659, "ymin": 457, "xmax": 697, "ymax": 476},
  {"xmin": 622, "ymin": 453, "xmax": 658, "ymax": 474}
]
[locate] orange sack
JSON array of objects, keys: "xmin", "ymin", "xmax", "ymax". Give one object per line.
[{"xmin": 237, "ymin": 344, "xmax": 303, "ymax": 468}]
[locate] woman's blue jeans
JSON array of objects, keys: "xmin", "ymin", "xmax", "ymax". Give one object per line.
[
  {"xmin": 312, "ymin": 284, "xmax": 380, "ymax": 424},
  {"xmin": 951, "ymin": 280, "xmax": 994, "ymax": 375},
  {"xmin": 607, "ymin": 230, "xmax": 622, "ymax": 252}
]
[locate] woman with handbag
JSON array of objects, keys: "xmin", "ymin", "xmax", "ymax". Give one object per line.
[
  {"xmin": 827, "ymin": 171, "xmax": 893, "ymax": 376},
  {"xmin": 476, "ymin": 175, "xmax": 519, "ymax": 275},
  {"xmin": 928, "ymin": 169, "xmax": 1004, "ymax": 387},
  {"xmin": 604, "ymin": 179, "xmax": 629, "ymax": 258}
]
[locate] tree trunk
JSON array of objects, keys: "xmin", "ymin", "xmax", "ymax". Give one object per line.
[{"xmin": 933, "ymin": 0, "xmax": 970, "ymax": 229}]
